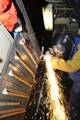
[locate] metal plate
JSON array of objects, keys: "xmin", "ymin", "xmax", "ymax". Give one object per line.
[{"xmin": 0, "ymin": 25, "xmax": 13, "ymax": 76}]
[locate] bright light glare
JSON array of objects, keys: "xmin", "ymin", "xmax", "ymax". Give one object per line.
[
  {"xmin": 19, "ymin": 38, "xmax": 25, "ymax": 45},
  {"xmin": 44, "ymin": 54, "xmax": 69, "ymax": 120},
  {"xmin": 2, "ymin": 88, "xmax": 8, "ymax": 95},
  {"xmin": 8, "ymin": 70, "xmax": 13, "ymax": 76},
  {"xmin": 42, "ymin": 4, "xmax": 53, "ymax": 30},
  {"xmin": 14, "ymin": 55, "xmax": 19, "ymax": 60}
]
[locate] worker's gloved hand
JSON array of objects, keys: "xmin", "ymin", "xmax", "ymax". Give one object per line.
[
  {"xmin": 51, "ymin": 56, "xmax": 59, "ymax": 69},
  {"xmin": 49, "ymin": 47, "xmax": 55, "ymax": 56},
  {"xmin": 44, "ymin": 52, "xmax": 58, "ymax": 71}
]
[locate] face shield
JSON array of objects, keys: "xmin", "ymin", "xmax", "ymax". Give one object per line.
[{"xmin": 53, "ymin": 44, "xmax": 65, "ymax": 57}]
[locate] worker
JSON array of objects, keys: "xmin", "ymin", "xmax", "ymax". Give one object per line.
[
  {"xmin": 0, "ymin": 0, "xmax": 18, "ymax": 32},
  {"xmin": 50, "ymin": 35, "xmax": 80, "ymax": 120}
]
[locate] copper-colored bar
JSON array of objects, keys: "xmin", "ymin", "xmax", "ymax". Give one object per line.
[
  {"xmin": 0, "ymin": 101, "xmax": 20, "ymax": 106},
  {"xmin": 13, "ymin": 73, "xmax": 32, "ymax": 88},
  {"xmin": 0, "ymin": 111, "xmax": 25, "ymax": 119},
  {"xmin": 9, "ymin": 64, "xmax": 32, "ymax": 88},
  {"xmin": 0, "ymin": 108, "xmax": 26, "ymax": 113},
  {"xmin": 0, "ymin": 108, "xmax": 26, "ymax": 119},
  {"xmin": 22, "ymin": 44, "xmax": 38, "ymax": 67},
  {"xmin": 18, "ymin": 58, "xmax": 35, "ymax": 77},
  {"xmin": 8, "ymin": 91, "xmax": 28, "ymax": 98},
  {"xmin": 9, "ymin": 58, "xmax": 35, "ymax": 78},
  {"xmin": 0, "ymin": 95, "xmax": 27, "ymax": 101},
  {"xmin": 9, "ymin": 64, "xmax": 19, "ymax": 72},
  {"xmin": 4, "ymin": 76, "xmax": 27, "ymax": 91}
]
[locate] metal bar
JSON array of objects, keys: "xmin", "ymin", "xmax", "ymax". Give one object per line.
[
  {"xmin": 9, "ymin": 62, "xmax": 35, "ymax": 78},
  {"xmin": 25, "ymin": 62, "xmax": 45, "ymax": 120},
  {"xmin": 0, "ymin": 108, "xmax": 26, "ymax": 119},
  {"xmin": 8, "ymin": 92, "xmax": 28, "ymax": 98},
  {"xmin": 0, "ymin": 108, "xmax": 25, "ymax": 113},
  {"xmin": 9, "ymin": 90, "xmax": 27, "ymax": 96},
  {"xmin": 17, "ymin": 59, "xmax": 35, "ymax": 77},
  {"xmin": 14, "ymin": 52, "xmax": 35, "ymax": 77},
  {"xmin": 4, "ymin": 76, "xmax": 29, "ymax": 92},
  {"xmin": 0, "ymin": 25, "xmax": 14, "ymax": 78},
  {"xmin": 15, "ymin": 0, "xmax": 40, "ymax": 61},
  {"xmin": 13, "ymin": 73, "xmax": 32, "ymax": 88},
  {"xmin": 20, "ymin": 42, "xmax": 38, "ymax": 67},
  {"xmin": 7, "ymin": 90, "xmax": 29, "ymax": 98},
  {"xmin": 0, "ymin": 95, "xmax": 27, "ymax": 101},
  {"xmin": 0, "ymin": 101, "xmax": 20, "ymax": 106},
  {"xmin": 34, "ymin": 81, "xmax": 44, "ymax": 120},
  {"xmin": 15, "ymin": 0, "xmax": 33, "ymax": 32}
]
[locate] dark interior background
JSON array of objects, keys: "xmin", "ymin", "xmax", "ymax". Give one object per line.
[
  {"xmin": 22, "ymin": 0, "xmax": 80, "ymax": 51},
  {"xmin": 23, "ymin": 0, "xmax": 53, "ymax": 50}
]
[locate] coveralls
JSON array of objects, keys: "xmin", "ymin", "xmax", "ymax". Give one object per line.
[
  {"xmin": 51, "ymin": 35, "xmax": 80, "ymax": 120},
  {"xmin": 0, "ymin": 0, "xmax": 18, "ymax": 31}
]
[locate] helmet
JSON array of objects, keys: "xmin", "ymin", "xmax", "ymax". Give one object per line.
[{"xmin": 53, "ymin": 44, "xmax": 65, "ymax": 57}]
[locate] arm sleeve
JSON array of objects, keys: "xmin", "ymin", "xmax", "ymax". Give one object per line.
[
  {"xmin": 51, "ymin": 49, "xmax": 80, "ymax": 73},
  {"xmin": 0, "ymin": 2, "xmax": 17, "ymax": 31},
  {"xmin": 0, "ymin": 0, "xmax": 11, "ymax": 13}
]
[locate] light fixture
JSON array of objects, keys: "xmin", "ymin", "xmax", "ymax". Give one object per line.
[{"xmin": 42, "ymin": 4, "xmax": 53, "ymax": 30}]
